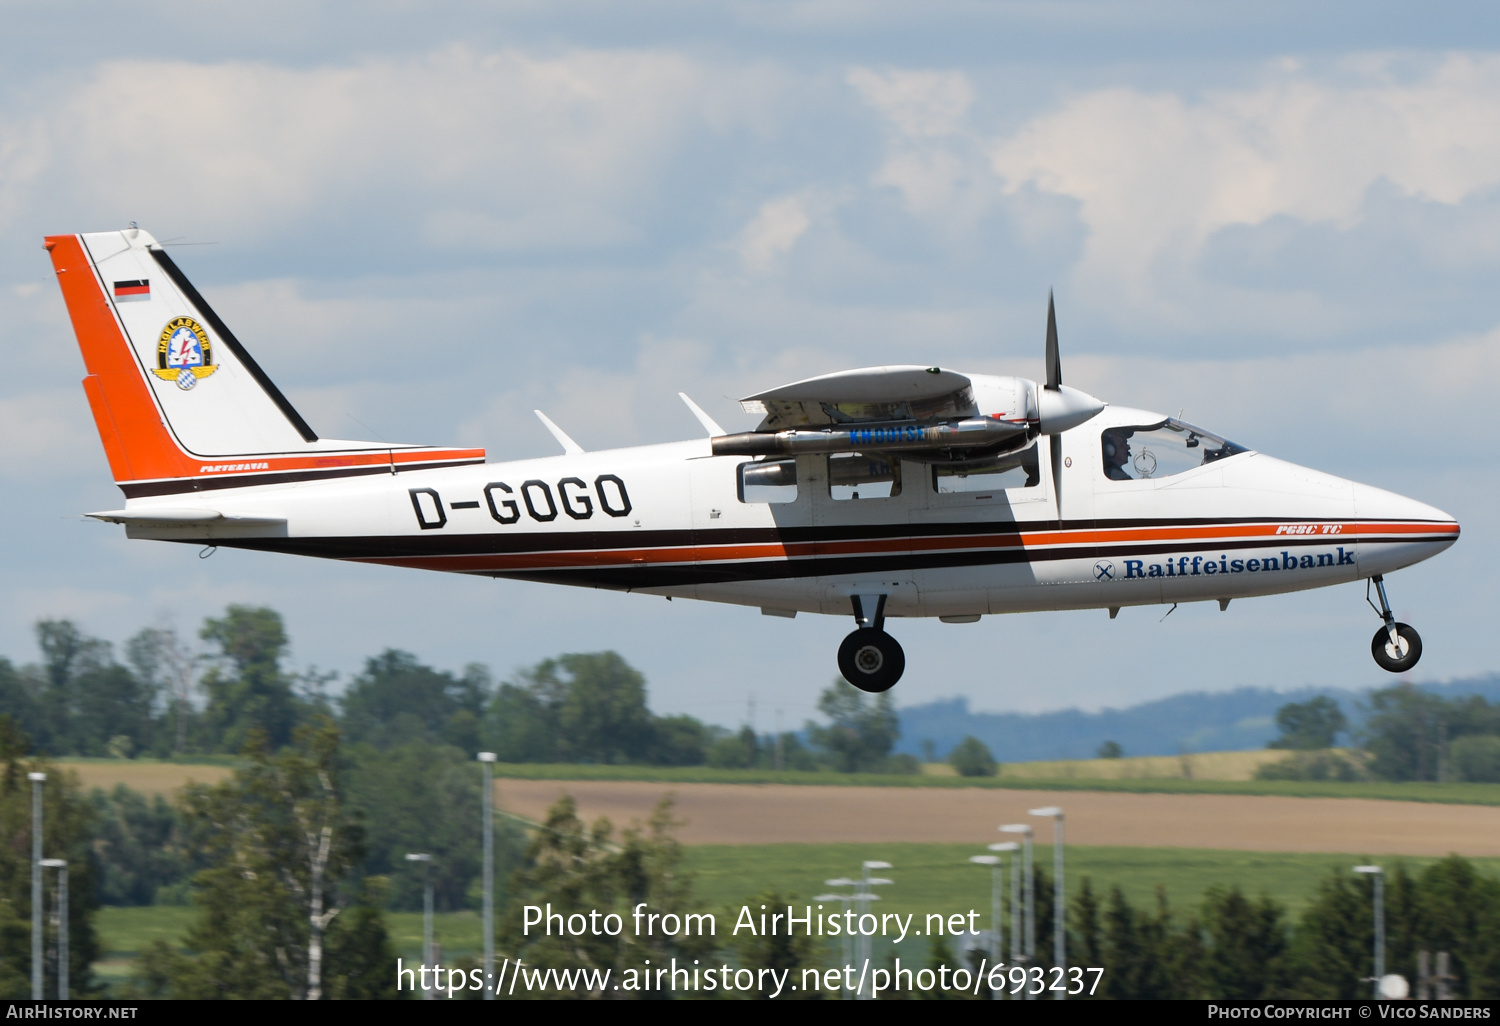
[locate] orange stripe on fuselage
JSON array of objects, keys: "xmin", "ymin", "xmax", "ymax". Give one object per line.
[{"xmin": 341, "ymin": 520, "xmax": 1457, "ymax": 575}]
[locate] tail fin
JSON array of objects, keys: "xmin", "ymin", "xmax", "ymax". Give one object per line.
[{"xmin": 46, "ymin": 227, "xmax": 483, "ymax": 498}]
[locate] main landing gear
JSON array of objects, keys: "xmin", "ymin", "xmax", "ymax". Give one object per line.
[
  {"xmin": 1367, "ymin": 575, "xmax": 1422, "ymax": 673},
  {"xmin": 838, "ymin": 595, "xmax": 905, "ymax": 693}
]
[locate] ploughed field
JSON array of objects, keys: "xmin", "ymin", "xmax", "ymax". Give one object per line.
[{"xmin": 496, "ymin": 778, "xmax": 1500, "ymax": 856}]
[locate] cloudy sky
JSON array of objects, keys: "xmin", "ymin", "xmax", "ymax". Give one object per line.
[{"xmin": 3, "ymin": 1, "xmax": 1498, "ymax": 729}]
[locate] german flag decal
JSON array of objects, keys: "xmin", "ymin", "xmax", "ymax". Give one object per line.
[{"xmin": 112, "ymin": 279, "xmax": 150, "ymax": 302}]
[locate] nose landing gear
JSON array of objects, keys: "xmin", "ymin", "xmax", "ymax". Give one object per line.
[
  {"xmin": 837, "ymin": 594, "xmax": 905, "ymax": 693},
  {"xmin": 1367, "ymin": 575, "xmax": 1422, "ymax": 673}
]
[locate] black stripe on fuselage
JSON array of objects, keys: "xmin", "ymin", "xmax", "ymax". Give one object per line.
[
  {"xmin": 118, "ymin": 457, "xmax": 487, "ymax": 498},
  {"xmin": 192, "ymin": 520, "xmax": 1453, "ymax": 590}
]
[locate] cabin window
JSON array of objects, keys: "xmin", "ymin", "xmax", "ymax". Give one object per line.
[
  {"xmin": 1101, "ymin": 419, "xmax": 1247, "ymax": 482},
  {"xmin": 932, "ymin": 445, "xmax": 1040, "ymax": 494},
  {"xmin": 738, "ymin": 460, "xmax": 798, "ymax": 503},
  {"xmin": 829, "ymin": 454, "xmax": 901, "ymax": 500}
]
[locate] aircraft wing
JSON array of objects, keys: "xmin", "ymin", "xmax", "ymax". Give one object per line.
[
  {"xmin": 740, "ymin": 366, "xmax": 977, "ymax": 429},
  {"xmin": 716, "ymin": 365, "xmax": 1034, "ymax": 463}
]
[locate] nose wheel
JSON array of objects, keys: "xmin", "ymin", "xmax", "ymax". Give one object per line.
[
  {"xmin": 838, "ymin": 594, "xmax": 906, "ymax": 692},
  {"xmin": 1367, "ymin": 575, "xmax": 1422, "ymax": 673}
]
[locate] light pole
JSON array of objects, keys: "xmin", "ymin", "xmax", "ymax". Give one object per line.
[
  {"xmin": 1000, "ymin": 824, "xmax": 1034, "ymax": 956},
  {"xmin": 1355, "ymin": 865, "xmax": 1385, "ymax": 999},
  {"xmin": 988, "ymin": 841, "xmax": 1020, "ymax": 979},
  {"xmin": 970, "ymin": 855, "xmax": 1003, "ymax": 992},
  {"xmin": 817, "ymin": 883, "xmax": 857, "ymax": 1000},
  {"xmin": 28, "ymin": 771, "xmax": 44, "ymax": 1001},
  {"xmin": 858, "ymin": 861, "xmax": 892, "ymax": 1000},
  {"xmin": 1031, "ymin": 806, "xmax": 1066, "ymax": 999},
  {"xmin": 405, "ymin": 854, "xmax": 434, "ymax": 1000},
  {"xmin": 40, "ymin": 859, "xmax": 67, "ymax": 999},
  {"xmin": 478, "ymin": 752, "xmax": 496, "ymax": 1000}
]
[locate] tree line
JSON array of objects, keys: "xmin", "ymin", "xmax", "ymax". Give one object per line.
[
  {"xmin": 1259, "ymin": 690, "xmax": 1500, "ymax": 782},
  {"xmin": 0, "ymin": 606, "xmax": 909, "ymax": 773}
]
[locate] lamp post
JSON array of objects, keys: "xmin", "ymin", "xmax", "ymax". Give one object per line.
[
  {"xmin": 28, "ymin": 771, "xmax": 44, "ymax": 1001},
  {"xmin": 405, "ymin": 854, "xmax": 434, "ymax": 1000},
  {"xmin": 970, "ymin": 855, "xmax": 1003, "ymax": 992},
  {"xmin": 988, "ymin": 841, "xmax": 1020, "ymax": 979},
  {"xmin": 40, "ymin": 859, "xmax": 67, "ymax": 999},
  {"xmin": 1000, "ymin": 824, "xmax": 1034, "ymax": 999},
  {"xmin": 858, "ymin": 861, "xmax": 893, "ymax": 1000},
  {"xmin": 818, "ymin": 883, "xmax": 858, "ymax": 1000},
  {"xmin": 1031, "ymin": 806, "xmax": 1065, "ymax": 999},
  {"xmin": 478, "ymin": 752, "xmax": 497, "ymax": 1000},
  {"xmin": 1355, "ymin": 865, "xmax": 1385, "ymax": 999}
]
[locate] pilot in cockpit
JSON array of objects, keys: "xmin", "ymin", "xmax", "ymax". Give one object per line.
[{"xmin": 1101, "ymin": 428, "xmax": 1133, "ymax": 481}]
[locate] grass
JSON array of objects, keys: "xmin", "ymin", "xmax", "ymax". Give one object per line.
[
  {"xmin": 487, "ymin": 762, "xmax": 1500, "ymax": 806},
  {"xmin": 49, "ymin": 755, "xmax": 1500, "ymax": 806},
  {"xmin": 94, "ymin": 843, "xmax": 1500, "ymax": 988}
]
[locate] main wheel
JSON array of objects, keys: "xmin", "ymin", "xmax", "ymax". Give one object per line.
[
  {"xmin": 838, "ymin": 628, "xmax": 905, "ymax": 692},
  {"xmin": 1371, "ymin": 622, "xmax": 1422, "ymax": 673}
]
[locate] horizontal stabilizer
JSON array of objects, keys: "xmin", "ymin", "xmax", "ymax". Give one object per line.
[{"xmin": 87, "ymin": 509, "xmax": 287, "ymax": 527}]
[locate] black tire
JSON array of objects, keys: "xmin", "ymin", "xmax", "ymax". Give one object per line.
[
  {"xmin": 838, "ymin": 628, "xmax": 905, "ymax": 692},
  {"xmin": 1371, "ymin": 622, "xmax": 1422, "ymax": 673}
]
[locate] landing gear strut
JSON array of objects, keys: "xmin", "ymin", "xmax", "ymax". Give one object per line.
[
  {"xmin": 1367, "ymin": 575, "xmax": 1422, "ymax": 673},
  {"xmin": 838, "ymin": 594, "xmax": 905, "ymax": 693}
]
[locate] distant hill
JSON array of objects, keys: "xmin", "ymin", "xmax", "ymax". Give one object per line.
[{"xmin": 896, "ymin": 674, "xmax": 1500, "ymax": 763}]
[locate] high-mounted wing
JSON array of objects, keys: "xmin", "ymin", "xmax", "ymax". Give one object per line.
[
  {"xmin": 715, "ymin": 365, "xmax": 1034, "ymax": 465},
  {"xmin": 740, "ymin": 365, "xmax": 977, "ymax": 428}
]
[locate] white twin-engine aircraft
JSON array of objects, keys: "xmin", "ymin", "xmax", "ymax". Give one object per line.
[{"xmin": 48, "ymin": 227, "xmax": 1459, "ymax": 692}]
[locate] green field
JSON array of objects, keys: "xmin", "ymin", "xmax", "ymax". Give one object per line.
[
  {"xmin": 55, "ymin": 756, "xmax": 1500, "ymax": 806},
  {"xmin": 93, "ymin": 842, "xmax": 1500, "ymax": 990},
  {"xmin": 488, "ymin": 762, "xmax": 1500, "ymax": 806}
]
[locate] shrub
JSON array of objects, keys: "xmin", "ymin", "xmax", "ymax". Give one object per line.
[{"xmin": 949, "ymin": 736, "xmax": 997, "ymax": 777}]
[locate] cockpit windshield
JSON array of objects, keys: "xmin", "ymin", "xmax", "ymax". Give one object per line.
[{"xmin": 1100, "ymin": 418, "xmax": 1248, "ymax": 482}]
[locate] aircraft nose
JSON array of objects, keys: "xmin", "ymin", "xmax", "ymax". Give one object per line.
[{"xmin": 1351, "ymin": 481, "xmax": 1458, "ymax": 533}]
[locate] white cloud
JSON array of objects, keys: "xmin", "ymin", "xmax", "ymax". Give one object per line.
[
  {"xmin": 986, "ymin": 54, "xmax": 1500, "ymax": 314},
  {"xmin": 737, "ymin": 194, "xmax": 812, "ymax": 272},
  {"xmin": 2, "ymin": 46, "xmax": 718, "ymax": 251},
  {"xmin": 847, "ymin": 67, "xmax": 974, "ymax": 137}
]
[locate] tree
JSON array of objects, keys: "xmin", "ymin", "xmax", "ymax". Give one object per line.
[
  {"xmin": 134, "ymin": 719, "xmax": 395, "ymax": 999},
  {"xmin": 1451, "ymin": 735, "xmax": 1500, "ymax": 783},
  {"xmin": 1360, "ymin": 685, "xmax": 1500, "ymax": 782},
  {"xmin": 498, "ymin": 794, "xmax": 712, "ymax": 997},
  {"xmin": 343, "ymin": 740, "xmax": 524, "ymax": 912},
  {"xmin": 0, "ymin": 717, "xmax": 100, "ymax": 997},
  {"xmin": 340, "ymin": 650, "xmax": 489, "ymax": 751},
  {"xmin": 1269, "ymin": 697, "xmax": 1347, "ymax": 750},
  {"xmin": 1202, "ymin": 886, "xmax": 1289, "ymax": 998},
  {"xmin": 808, "ymin": 681, "xmax": 899, "ymax": 772},
  {"xmin": 948, "ymin": 736, "xmax": 996, "ymax": 777},
  {"xmin": 1096, "ymin": 740, "xmax": 1124, "ymax": 759},
  {"xmin": 125, "ymin": 626, "xmax": 199, "ymax": 756},
  {"xmin": 485, "ymin": 651, "xmax": 707, "ymax": 766},
  {"xmin": 731, "ymin": 890, "xmax": 822, "ymax": 999},
  {"xmin": 89, "ymin": 785, "xmax": 191, "ymax": 906},
  {"xmin": 199, "ymin": 606, "xmax": 302, "ymax": 752},
  {"xmin": 24, "ymin": 620, "xmax": 156, "ymax": 757}
]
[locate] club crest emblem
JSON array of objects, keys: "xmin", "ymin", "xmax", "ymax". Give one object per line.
[{"xmin": 153, "ymin": 317, "xmax": 217, "ymax": 390}]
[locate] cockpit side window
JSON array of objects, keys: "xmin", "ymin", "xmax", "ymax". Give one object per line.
[{"xmin": 1100, "ymin": 419, "xmax": 1247, "ymax": 481}]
